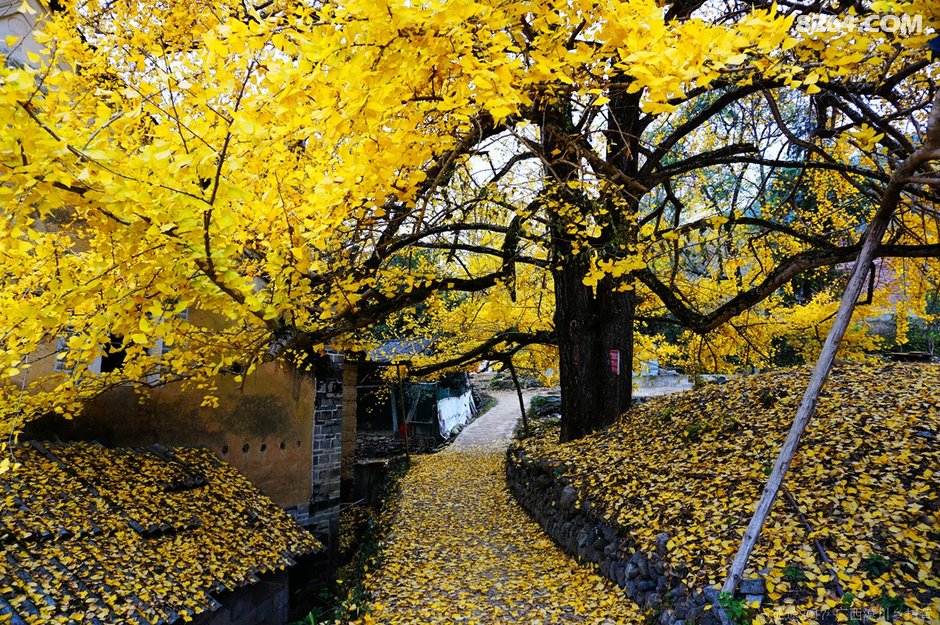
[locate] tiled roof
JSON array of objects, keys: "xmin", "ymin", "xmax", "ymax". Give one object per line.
[{"xmin": 0, "ymin": 442, "xmax": 321, "ymax": 624}]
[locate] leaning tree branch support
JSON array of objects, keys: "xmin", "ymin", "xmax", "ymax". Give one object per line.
[
  {"xmin": 720, "ymin": 91, "xmax": 940, "ymax": 599},
  {"xmin": 505, "ymin": 357, "xmax": 529, "ymax": 437}
]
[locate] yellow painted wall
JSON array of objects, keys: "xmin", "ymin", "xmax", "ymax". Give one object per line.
[
  {"xmin": 20, "ymin": 308, "xmax": 317, "ymax": 508},
  {"xmin": 24, "ymin": 361, "xmax": 315, "ymax": 507}
]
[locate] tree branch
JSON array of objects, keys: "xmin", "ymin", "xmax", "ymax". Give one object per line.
[
  {"xmin": 640, "ymin": 243, "xmax": 940, "ymax": 334},
  {"xmin": 408, "ymin": 330, "xmax": 556, "ymax": 377}
]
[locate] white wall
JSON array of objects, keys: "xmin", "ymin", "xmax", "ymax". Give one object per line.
[{"xmin": 1, "ymin": 0, "xmax": 47, "ymax": 68}]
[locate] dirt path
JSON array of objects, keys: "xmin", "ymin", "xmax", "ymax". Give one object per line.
[{"xmin": 358, "ymin": 392, "xmax": 644, "ymax": 624}]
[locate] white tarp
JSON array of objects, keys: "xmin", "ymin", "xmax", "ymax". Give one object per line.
[{"xmin": 437, "ymin": 390, "xmax": 475, "ymax": 438}]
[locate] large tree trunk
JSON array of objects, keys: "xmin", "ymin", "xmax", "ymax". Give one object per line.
[
  {"xmin": 598, "ymin": 278, "xmax": 635, "ymax": 426},
  {"xmin": 598, "ymin": 82, "xmax": 641, "ymax": 438},
  {"xmin": 553, "ymin": 262, "xmax": 634, "ymax": 442},
  {"xmin": 546, "ymin": 83, "xmax": 642, "ymax": 442}
]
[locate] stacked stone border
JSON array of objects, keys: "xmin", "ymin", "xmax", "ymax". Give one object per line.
[{"xmin": 506, "ymin": 444, "xmax": 730, "ymax": 625}]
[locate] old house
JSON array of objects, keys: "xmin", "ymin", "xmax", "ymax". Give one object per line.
[
  {"xmin": 0, "ymin": 441, "xmax": 321, "ymax": 625},
  {"xmin": 19, "ymin": 344, "xmax": 349, "ymax": 573},
  {"xmin": 1, "ymin": 5, "xmax": 359, "ymax": 586},
  {"xmin": 354, "ymin": 340, "xmax": 477, "ymax": 445}
]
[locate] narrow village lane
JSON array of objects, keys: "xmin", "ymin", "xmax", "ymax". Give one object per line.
[{"xmin": 359, "ymin": 392, "xmax": 645, "ymax": 624}]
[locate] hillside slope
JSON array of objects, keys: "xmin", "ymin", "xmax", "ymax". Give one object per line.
[{"xmin": 510, "ymin": 363, "xmax": 938, "ymax": 624}]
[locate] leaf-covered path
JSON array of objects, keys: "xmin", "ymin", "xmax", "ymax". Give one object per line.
[{"xmin": 358, "ymin": 392, "xmax": 644, "ymax": 624}]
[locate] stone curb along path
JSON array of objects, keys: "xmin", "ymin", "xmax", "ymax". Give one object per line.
[{"xmin": 357, "ymin": 391, "xmax": 647, "ymax": 624}]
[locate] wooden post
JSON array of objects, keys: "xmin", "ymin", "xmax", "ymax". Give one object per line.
[
  {"xmin": 396, "ymin": 362, "xmax": 410, "ymax": 462},
  {"xmin": 720, "ymin": 92, "xmax": 940, "ymax": 597},
  {"xmin": 506, "ymin": 357, "xmax": 528, "ymax": 436}
]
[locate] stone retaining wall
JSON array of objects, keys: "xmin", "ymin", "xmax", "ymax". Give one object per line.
[
  {"xmin": 356, "ymin": 432, "xmax": 440, "ymax": 458},
  {"xmin": 506, "ymin": 444, "xmax": 726, "ymax": 625}
]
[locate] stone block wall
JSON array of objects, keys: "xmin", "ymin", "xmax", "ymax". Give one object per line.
[
  {"xmin": 282, "ymin": 501, "xmax": 311, "ymax": 527},
  {"xmin": 355, "ymin": 432, "xmax": 406, "ymax": 458},
  {"xmin": 355, "ymin": 432, "xmax": 442, "ymax": 458},
  {"xmin": 506, "ymin": 444, "xmax": 728, "ymax": 625},
  {"xmin": 309, "ymin": 352, "xmax": 344, "ymax": 560}
]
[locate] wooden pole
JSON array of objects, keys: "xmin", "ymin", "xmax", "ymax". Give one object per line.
[
  {"xmin": 506, "ymin": 357, "xmax": 529, "ymax": 436},
  {"xmin": 396, "ymin": 362, "xmax": 410, "ymax": 462},
  {"xmin": 721, "ymin": 92, "xmax": 940, "ymax": 597}
]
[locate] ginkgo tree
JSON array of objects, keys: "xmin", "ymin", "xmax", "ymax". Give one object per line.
[
  {"xmin": 0, "ymin": 0, "xmax": 938, "ymax": 447},
  {"xmin": 341, "ymin": 0, "xmax": 940, "ymax": 439}
]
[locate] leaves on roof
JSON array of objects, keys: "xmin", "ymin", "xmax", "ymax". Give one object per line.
[{"xmin": 0, "ymin": 443, "xmax": 321, "ymax": 624}]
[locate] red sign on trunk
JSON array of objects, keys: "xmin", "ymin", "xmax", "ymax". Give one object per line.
[{"xmin": 609, "ymin": 349, "xmax": 620, "ymax": 375}]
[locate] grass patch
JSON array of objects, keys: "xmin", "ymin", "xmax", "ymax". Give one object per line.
[{"xmin": 474, "ymin": 391, "xmax": 497, "ymax": 418}]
